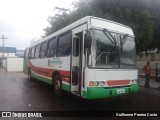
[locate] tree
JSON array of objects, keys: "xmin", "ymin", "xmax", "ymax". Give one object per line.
[{"xmin": 44, "ymin": 0, "xmax": 160, "ymax": 53}]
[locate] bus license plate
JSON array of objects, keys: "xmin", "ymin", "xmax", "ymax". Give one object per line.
[{"xmin": 117, "ymin": 89, "xmax": 125, "ymax": 94}]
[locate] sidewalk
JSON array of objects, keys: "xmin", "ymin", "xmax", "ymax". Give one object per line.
[{"xmin": 139, "ymin": 78, "xmax": 160, "ymax": 89}]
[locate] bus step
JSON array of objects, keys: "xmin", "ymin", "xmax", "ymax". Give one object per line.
[{"xmin": 71, "ymin": 91, "xmax": 80, "ymax": 96}]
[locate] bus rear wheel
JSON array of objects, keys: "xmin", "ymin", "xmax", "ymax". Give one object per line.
[{"xmin": 54, "ymin": 75, "xmax": 62, "ymax": 96}]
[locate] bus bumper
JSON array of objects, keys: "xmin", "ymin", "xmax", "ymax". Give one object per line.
[{"xmin": 82, "ymin": 84, "xmax": 139, "ymax": 99}]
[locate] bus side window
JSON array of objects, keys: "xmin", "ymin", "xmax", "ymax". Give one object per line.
[
  {"xmin": 35, "ymin": 44, "xmax": 40, "ymax": 59},
  {"xmin": 28, "ymin": 49, "xmax": 31, "ymax": 59},
  {"xmin": 24, "ymin": 49, "xmax": 29, "ymax": 59},
  {"xmin": 30, "ymin": 47, "xmax": 35, "ymax": 59},
  {"xmin": 40, "ymin": 41, "xmax": 47, "ymax": 58},
  {"xmin": 47, "ymin": 37, "xmax": 57, "ymax": 58},
  {"xmin": 57, "ymin": 32, "xmax": 72, "ymax": 57},
  {"xmin": 29, "ymin": 48, "xmax": 32, "ymax": 59}
]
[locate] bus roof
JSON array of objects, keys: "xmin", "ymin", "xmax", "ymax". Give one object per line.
[{"xmin": 28, "ymin": 16, "xmax": 133, "ymax": 48}]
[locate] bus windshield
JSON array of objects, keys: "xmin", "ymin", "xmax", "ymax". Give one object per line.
[{"xmin": 87, "ymin": 28, "xmax": 136, "ymax": 69}]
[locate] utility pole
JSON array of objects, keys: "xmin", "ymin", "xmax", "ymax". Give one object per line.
[{"xmin": 0, "ymin": 35, "xmax": 8, "ymax": 62}]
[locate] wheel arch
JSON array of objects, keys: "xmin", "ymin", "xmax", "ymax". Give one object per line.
[{"xmin": 52, "ymin": 71, "xmax": 61, "ymax": 84}]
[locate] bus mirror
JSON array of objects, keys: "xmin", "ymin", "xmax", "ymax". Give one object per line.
[
  {"xmin": 73, "ymin": 38, "xmax": 79, "ymax": 56},
  {"xmin": 84, "ymin": 34, "xmax": 91, "ymax": 48}
]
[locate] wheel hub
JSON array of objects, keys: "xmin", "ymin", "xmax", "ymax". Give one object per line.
[{"xmin": 55, "ymin": 80, "xmax": 60, "ymax": 90}]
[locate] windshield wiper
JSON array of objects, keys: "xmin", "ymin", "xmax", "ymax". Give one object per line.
[
  {"xmin": 102, "ymin": 29, "xmax": 117, "ymax": 45},
  {"xmin": 120, "ymin": 34, "xmax": 129, "ymax": 54},
  {"xmin": 121, "ymin": 34, "xmax": 129, "ymax": 45}
]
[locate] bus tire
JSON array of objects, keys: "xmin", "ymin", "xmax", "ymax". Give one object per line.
[
  {"xmin": 28, "ymin": 69, "xmax": 33, "ymax": 80},
  {"xmin": 54, "ymin": 75, "xmax": 63, "ymax": 96}
]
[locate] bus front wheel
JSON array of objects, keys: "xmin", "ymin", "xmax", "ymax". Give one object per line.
[{"xmin": 54, "ymin": 75, "xmax": 62, "ymax": 96}]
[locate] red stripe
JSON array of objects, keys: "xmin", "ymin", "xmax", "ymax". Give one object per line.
[
  {"xmin": 106, "ymin": 80, "xmax": 130, "ymax": 86},
  {"xmin": 29, "ymin": 60, "xmax": 70, "ymax": 81}
]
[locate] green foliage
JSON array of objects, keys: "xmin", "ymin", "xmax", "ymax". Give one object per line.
[{"xmin": 44, "ymin": 0, "xmax": 160, "ymax": 53}]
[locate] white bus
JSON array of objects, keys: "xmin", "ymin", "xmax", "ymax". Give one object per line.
[{"xmin": 23, "ymin": 16, "xmax": 139, "ymax": 99}]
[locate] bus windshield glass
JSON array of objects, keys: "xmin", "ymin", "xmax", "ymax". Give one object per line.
[{"xmin": 87, "ymin": 28, "xmax": 136, "ymax": 69}]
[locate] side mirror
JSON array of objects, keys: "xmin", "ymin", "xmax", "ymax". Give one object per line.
[
  {"xmin": 84, "ymin": 34, "xmax": 92, "ymax": 48},
  {"xmin": 73, "ymin": 38, "xmax": 79, "ymax": 56}
]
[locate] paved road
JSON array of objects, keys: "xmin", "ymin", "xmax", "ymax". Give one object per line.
[
  {"xmin": 0, "ymin": 69, "xmax": 160, "ymax": 119},
  {"xmin": 139, "ymin": 77, "xmax": 160, "ymax": 89}
]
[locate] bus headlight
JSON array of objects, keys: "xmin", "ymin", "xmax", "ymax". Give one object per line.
[
  {"xmin": 89, "ymin": 81, "xmax": 95, "ymax": 86},
  {"xmin": 99, "ymin": 81, "xmax": 105, "ymax": 87},
  {"xmin": 131, "ymin": 79, "xmax": 137, "ymax": 84},
  {"xmin": 95, "ymin": 81, "xmax": 105, "ymax": 87},
  {"xmin": 89, "ymin": 81, "xmax": 105, "ymax": 87},
  {"xmin": 95, "ymin": 81, "xmax": 99, "ymax": 86}
]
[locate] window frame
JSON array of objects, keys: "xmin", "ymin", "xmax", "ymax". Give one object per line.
[
  {"xmin": 57, "ymin": 32, "xmax": 72, "ymax": 57},
  {"xmin": 35, "ymin": 44, "xmax": 40, "ymax": 59},
  {"xmin": 47, "ymin": 37, "xmax": 57, "ymax": 58},
  {"xmin": 30, "ymin": 47, "xmax": 35, "ymax": 59},
  {"xmin": 40, "ymin": 41, "xmax": 48, "ymax": 58}
]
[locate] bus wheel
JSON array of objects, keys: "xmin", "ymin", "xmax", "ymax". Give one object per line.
[
  {"xmin": 28, "ymin": 69, "xmax": 32, "ymax": 80},
  {"xmin": 54, "ymin": 75, "xmax": 62, "ymax": 96}
]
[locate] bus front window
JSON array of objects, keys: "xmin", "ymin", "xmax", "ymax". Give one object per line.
[
  {"xmin": 119, "ymin": 36, "xmax": 136, "ymax": 68},
  {"xmin": 87, "ymin": 29, "xmax": 136, "ymax": 69}
]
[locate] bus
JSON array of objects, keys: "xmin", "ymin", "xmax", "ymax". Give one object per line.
[{"xmin": 23, "ymin": 16, "xmax": 139, "ymax": 99}]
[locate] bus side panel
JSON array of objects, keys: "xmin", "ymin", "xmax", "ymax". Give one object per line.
[
  {"xmin": 31, "ymin": 70, "xmax": 52, "ymax": 85},
  {"xmin": 28, "ymin": 57, "xmax": 71, "ymax": 92}
]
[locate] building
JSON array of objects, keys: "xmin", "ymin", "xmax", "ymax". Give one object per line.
[
  {"xmin": 16, "ymin": 50, "xmax": 25, "ymax": 58},
  {"xmin": 0, "ymin": 47, "xmax": 24, "ymax": 65},
  {"xmin": 0, "ymin": 47, "xmax": 16, "ymax": 57},
  {"xmin": 0, "ymin": 47, "xmax": 24, "ymax": 71},
  {"xmin": 0, "ymin": 47, "xmax": 16, "ymax": 65}
]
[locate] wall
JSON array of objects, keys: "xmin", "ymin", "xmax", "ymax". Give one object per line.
[
  {"xmin": 136, "ymin": 53, "xmax": 160, "ymax": 79},
  {"xmin": 0, "ymin": 53, "xmax": 16, "ymax": 57},
  {"xmin": 6, "ymin": 57, "xmax": 23, "ymax": 72}
]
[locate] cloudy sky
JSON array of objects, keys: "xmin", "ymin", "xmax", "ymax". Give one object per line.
[{"xmin": 0, "ymin": 0, "xmax": 76, "ymax": 50}]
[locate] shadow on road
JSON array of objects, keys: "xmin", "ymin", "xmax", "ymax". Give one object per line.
[{"xmin": 25, "ymin": 77, "xmax": 141, "ymax": 111}]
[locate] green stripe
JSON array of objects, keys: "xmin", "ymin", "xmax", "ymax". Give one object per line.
[
  {"xmin": 32, "ymin": 71, "xmax": 70, "ymax": 92},
  {"xmin": 81, "ymin": 90, "xmax": 87, "ymax": 98},
  {"xmin": 84, "ymin": 84, "xmax": 139, "ymax": 99},
  {"xmin": 31, "ymin": 71, "xmax": 52, "ymax": 85},
  {"xmin": 62, "ymin": 84, "xmax": 70, "ymax": 91}
]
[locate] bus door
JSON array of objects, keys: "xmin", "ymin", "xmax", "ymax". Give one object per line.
[{"xmin": 71, "ymin": 31, "xmax": 83, "ymax": 93}]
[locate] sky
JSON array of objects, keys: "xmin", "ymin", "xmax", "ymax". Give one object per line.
[{"xmin": 0, "ymin": 0, "xmax": 76, "ymax": 50}]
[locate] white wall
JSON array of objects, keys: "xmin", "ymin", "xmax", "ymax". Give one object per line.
[
  {"xmin": 137, "ymin": 53, "xmax": 160, "ymax": 69},
  {"xmin": 0, "ymin": 53, "xmax": 16, "ymax": 57},
  {"xmin": 137, "ymin": 53, "xmax": 160, "ymax": 77},
  {"xmin": 6, "ymin": 58, "xmax": 23, "ymax": 72}
]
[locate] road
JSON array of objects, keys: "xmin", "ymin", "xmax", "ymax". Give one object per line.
[{"xmin": 0, "ymin": 69, "xmax": 160, "ymax": 119}]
